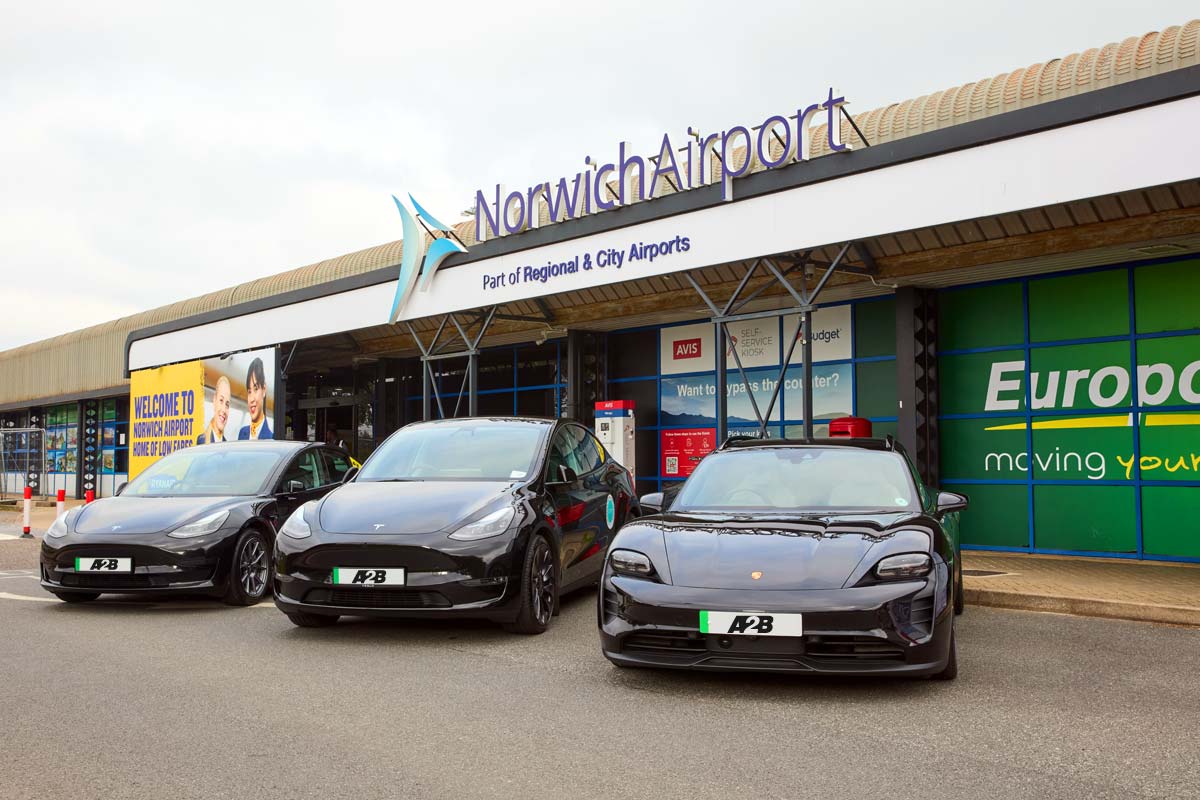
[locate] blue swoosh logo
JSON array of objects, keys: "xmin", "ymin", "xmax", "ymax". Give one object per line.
[{"xmin": 388, "ymin": 194, "xmax": 468, "ymax": 323}]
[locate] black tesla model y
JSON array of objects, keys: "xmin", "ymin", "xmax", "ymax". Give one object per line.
[
  {"xmin": 40, "ymin": 441, "xmax": 352, "ymax": 605},
  {"xmin": 273, "ymin": 417, "xmax": 638, "ymax": 633},
  {"xmin": 598, "ymin": 437, "xmax": 968, "ymax": 679}
]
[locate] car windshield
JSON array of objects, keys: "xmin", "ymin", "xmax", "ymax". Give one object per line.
[
  {"xmin": 671, "ymin": 447, "xmax": 919, "ymax": 511},
  {"xmin": 124, "ymin": 446, "xmax": 285, "ymax": 497},
  {"xmin": 358, "ymin": 421, "xmax": 548, "ymax": 482}
]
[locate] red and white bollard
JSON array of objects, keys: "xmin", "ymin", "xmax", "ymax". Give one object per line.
[
  {"xmin": 85, "ymin": 490, "xmax": 95, "ymax": 504},
  {"xmin": 21, "ymin": 486, "xmax": 33, "ymax": 538},
  {"xmin": 56, "ymin": 489, "xmax": 66, "ymax": 518}
]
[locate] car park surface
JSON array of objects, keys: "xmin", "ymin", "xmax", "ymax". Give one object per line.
[{"xmin": 1, "ymin": 569, "xmax": 1198, "ymax": 800}]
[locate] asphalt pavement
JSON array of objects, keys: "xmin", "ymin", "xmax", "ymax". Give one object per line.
[{"xmin": 0, "ymin": 541, "xmax": 1197, "ymax": 800}]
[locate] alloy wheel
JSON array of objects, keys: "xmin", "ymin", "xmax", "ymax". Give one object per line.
[
  {"xmin": 239, "ymin": 536, "xmax": 268, "ymax": 598},
  {"xmin": 530, "ymin": 542, "xmax": 555, "ymax": 626}
]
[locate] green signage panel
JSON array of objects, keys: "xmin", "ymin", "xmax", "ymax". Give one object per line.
[
  {"xmin": 1142, "ymin": 486, "xmax": 1200, "ymax": 558},
  {"xmin": 943, "ymin": 483, "xmax": 1029, "ymax": 548},
  {"xmin": 1033, "ymin": 485, "xmax": 1137, "ymax": 553},
  {"xmin": 1029, "ymin": 269, "xmax": 1129, "ymax": 342},
  {"xmin": 939, "ymin": 283, "xmax": 1024, "ymax": 351},
  {"xmin": 1134, "ymin": 259, "xmax": 1200, "ymax": 334}
]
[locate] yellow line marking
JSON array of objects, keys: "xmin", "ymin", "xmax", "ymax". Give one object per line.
[
  {"xmin": 985, "ymin": 415, "xmax": 1131, "ymax": 431},
  {"xmin": 1143, "ymin": 413, "xmax": 1200, "ymax": 427}
]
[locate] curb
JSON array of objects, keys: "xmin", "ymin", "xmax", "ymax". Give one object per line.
[{"xmin": 965, "ymin": 587, "xmax": 1200, "ymax": 627}]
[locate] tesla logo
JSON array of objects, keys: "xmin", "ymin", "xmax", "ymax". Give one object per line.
[
  {"xmin": 727, "ymin": 614, "xmax": 774, "ymax": 634},
  {"xmin": 373, "ymin": 524, "xmax": 385, "ymax": 531},
  {"xmin": 351, "ymin": 569, "xmax": 387, "ymax": 584},
  {"xmin": 751, "ymin": 571, "xmax": 763, "ymax": 580},
  {"xmin": 673, "ymin": 338, "xmax": 702, "ymax": 360},
  {"xmin": 90, "ymin": 559, "xmax": 119, "ymax": 571}
]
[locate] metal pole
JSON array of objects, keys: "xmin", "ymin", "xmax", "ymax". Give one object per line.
[
  {"xmin": 802, "ymin": 310, "xmax": 814, "ymax": 439},
  {"xmin": 715, "ymin": 322, "xmax": 728, "ymax": 442},
  {"xmin": 422, "ymin": 359, "xmax": 432, "ymax": 420},
  {"xmin": 467, "ymin": 352, "xmax": 478, "ymax": 416}
]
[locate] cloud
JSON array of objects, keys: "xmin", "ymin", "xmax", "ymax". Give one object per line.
[{"xmin": 0, "ymin": 0, "xmax": 1195, "ymax": 351}]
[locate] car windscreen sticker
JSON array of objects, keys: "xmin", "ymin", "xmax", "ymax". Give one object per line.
[{"xmin": 605, "ymin": 495, "xmax": 616, "ymax": 530}]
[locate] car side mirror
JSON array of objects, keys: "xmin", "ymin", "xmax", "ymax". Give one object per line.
[
  {"xmin": 115, "ymin": 481, "xmax": 128, "ymax": 497},
  {"xmin": 342, "ymin": 466, "xmax": 359, "ymax": 484},
  {"xmin": 936, "ymin": 490, "xmax": 969, "ymax": 516},
  {"xmin": 548, "ymin": 465, "xmax": 578, "ymax": 485},
  {"xmin": 639, "ymin": 492, "xmax": 664, "ymax": 514},
  {"xmin": 285, "ymin": 479, "xmax": 306, "ymax": 495}
]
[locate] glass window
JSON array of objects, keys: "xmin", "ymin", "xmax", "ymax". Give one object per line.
[
  {"xmin": 358, "ymin": 420, "xmax": 549, "ymax": 482},
  {"xmin": 672, "ymin": 447, "xmax": 918, "ymax": 511},
  {"xmin": 125, "ymin": 446, "xmax": 286, "ymax": 497},
  {"xmin": 547, "ymin": 425, "xmax": 603, "ymax": 479},
  {"xmin": 322, "ymin": 449, "xmax": 351, "ymax": 484},
  {"xmin": 281, "ymin": 450, "xmax": 325, "ymax": 491}
]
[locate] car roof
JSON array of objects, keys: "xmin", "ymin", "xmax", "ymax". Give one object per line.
[
  {"xmin": 406, "ymin": 416, "xmax": 561, "ymax": 427},
  {"xmin": 718, "ymin": 436, "xmax": 901, "ymax": 453},
  {"xmin": 192, "ymin": 439, "xmax": 310, "ymax": 451}
]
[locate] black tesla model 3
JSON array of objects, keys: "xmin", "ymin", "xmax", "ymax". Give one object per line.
[
  {"xmin": 598, "ymin": 437, "xmax": 968, "ymax": 679},
  {"xmin": 40, "ymin": 440, "xmax": 352, "ymax": 605},
  {"xmin": 273, "ymin": 417, "xmax": 638, "ymax": 633}
]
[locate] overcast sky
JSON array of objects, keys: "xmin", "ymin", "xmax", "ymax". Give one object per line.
[{"xmin": 0, "ymin": 0, "xmax": 1194, "ymax": 350}]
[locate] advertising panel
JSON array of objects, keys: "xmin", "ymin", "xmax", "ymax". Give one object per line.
[
  {"xmin": 660, "ymin": 428, "xmax": 716, "ymax": 478},
  {"xmin": 129, "ymin": 347, "xmax": 276, "ymax": 479},
  {"xmin": 938, "ymin": 260, "xmax": 1200, "ymax": 558},
  {"xmin": 783, "ymin": 304, "xmax": 853, "ymax": 363},
  {"xmin": 659, "ymin": 319, "xmax": 783, "ymax": 375},
  {"xmin": 129, "ymin": 361, "xmax": 205, "ymax": 479}
]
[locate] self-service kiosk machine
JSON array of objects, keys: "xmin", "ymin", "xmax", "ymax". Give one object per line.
[{"xmin": 594, "ymin": 400, "xmax": 636, "ymax": 479}]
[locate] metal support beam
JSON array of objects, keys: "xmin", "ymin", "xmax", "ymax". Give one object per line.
[
  {"xmin": 681, "ymin": 242, "xmax": 873, "ymax": 443},
  {"xmin": 406, "ymin": 306, "xmax": 498, "ymax": 420}
]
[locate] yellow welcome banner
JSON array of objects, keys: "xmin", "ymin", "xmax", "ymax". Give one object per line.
[{"xmin": 129, "ymin": 361, "xmax": 205, "ymax": 479}]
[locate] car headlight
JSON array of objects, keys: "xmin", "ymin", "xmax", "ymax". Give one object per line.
[
  {"xmin": 609, "ymin": 548, "xmax": 655, "ymax": 578},
  {"xmin": 874, "ymin": 553, "xmax": 932, "ymax": 580},
  {"xmin": 280, "ymin": 504, "xmax": 313, "ymax": 539},
  {"xmin": 46, "ymin": 507, "xmax": 82, "ymax": 538},
  {"xmin": 448, "ymin": 506, "xmax": 515, "ymax": 541},
  {"xmin": 167, "ymin": 509, "xmax": 230, "ymax": 539}
]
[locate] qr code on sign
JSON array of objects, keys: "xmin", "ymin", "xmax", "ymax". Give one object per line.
[{"xmin": 665, "ymin": 457, "xmax": 679, "ymax": 475}]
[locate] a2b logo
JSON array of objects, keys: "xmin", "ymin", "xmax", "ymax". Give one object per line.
[
  {"xmin": 727, "ymin": 614, "xmax": 774, "ymax": 634},
  {"xmin": 90, "ymin": 559, "xmax": 118, "ymax": 571},
  {"xmin": 351, "ymin": 569, "xmax": 387, "ymax": 585}
]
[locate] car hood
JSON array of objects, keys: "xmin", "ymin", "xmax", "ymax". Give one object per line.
[
  {"xmin": 73, "ymin": 495, "xmax": 243, "ymax": 535},
  {"xmin": 651, "ymin": 510, "xmax": 924, "ymax": 590},
  {"xmin": 318, "ymin": 480, "xmax": 516, "ymax": 535}
]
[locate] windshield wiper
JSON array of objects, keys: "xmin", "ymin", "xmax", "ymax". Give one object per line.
[{"xmin": 364, "ymin": 478, "xmax": 423, "ymax": 483}]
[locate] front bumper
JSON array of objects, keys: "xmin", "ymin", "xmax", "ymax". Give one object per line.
[
  {"xmin": 272, "ymin": 533, "xmax": 524, "ymax": 622},
  {"xmin": 599, "ymin": 574, "xmax": 952, "ymax": 676},
  {"xmin": 39, "ymin": 532, "xmax": 238, "ymax": 595}
]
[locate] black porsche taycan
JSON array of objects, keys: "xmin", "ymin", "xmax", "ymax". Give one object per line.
[
  {"xmin": 273, "ymin": 417, "xmax": 638, "ymax": 633},
  {"xmin": 598, "ymin": 437, "xmax": 967, "ymax": 678},
  {"xmin": 40, "ymin": 440, "xmax": 352, "ymax": 605}
]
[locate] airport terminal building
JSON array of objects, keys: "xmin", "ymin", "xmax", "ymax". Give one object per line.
[{"xmin": 2, "ymin": 21, "xmax": 1199, "ymax": 562}]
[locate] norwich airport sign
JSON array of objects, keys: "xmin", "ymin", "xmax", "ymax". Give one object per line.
[{"xmin": 473, "ymin": 88, "xmax": 853, "ymax": 242}]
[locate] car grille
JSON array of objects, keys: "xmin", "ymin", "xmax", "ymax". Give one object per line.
[
  {"xmin": 622, "ymin": 630, "xmax": 706, "ymax": 656},
  {"xmin": 909, "ymin": 595, "xmax": 935, "ymax": 637},
  {"xmin": 303, "ymin": 588, "xmax": 451, "ymax": 609},
  {"xmin": 805, "ymin": 636, "xmax": 906, "ymax": 662},
  {"xmin": 60, "ymin": 573, "xmax": 157, "ymax": 589}
]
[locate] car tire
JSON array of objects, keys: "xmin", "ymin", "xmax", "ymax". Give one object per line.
[
  {"xmin": 286, "ymin": 611, "xmax": 338, "ymax": 628},
  {"xmin": 932, "ymin": 628, "xmax": 958, "ymax": 681},
  {"xmin": 222, "ymin": 528, "xmax": 271, "ymax": 607},
  {"xmin": 954, "ymin": 554, "xmax": 965, "ymax": 616},
  {"xmin": 503, "ymin": 535, "xmax": 557, "ymax": 635},
  {"xmin": 52, "ymin": 591, "xmax": 100, "ymax": 603}
]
